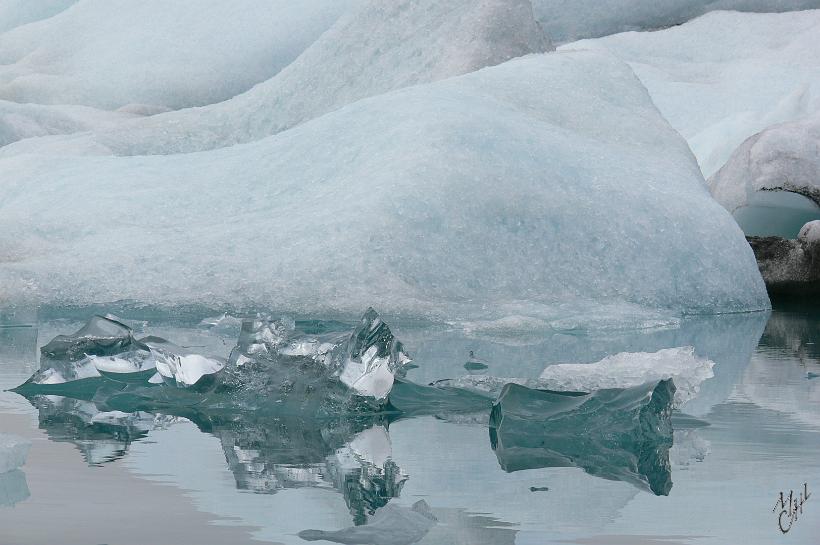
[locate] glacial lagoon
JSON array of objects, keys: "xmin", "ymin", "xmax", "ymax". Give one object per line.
[{"xmin": 0, "ymin": 305, "xmax": 818, "ymax": 545}]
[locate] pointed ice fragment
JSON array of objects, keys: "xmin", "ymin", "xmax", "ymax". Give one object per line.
[{"xmin": 331, "ymin": 308, "xmax": 411, "ymax": 400}]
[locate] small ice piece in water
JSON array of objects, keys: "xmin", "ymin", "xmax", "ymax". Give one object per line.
[
  {"xmin": 198, "ymin": 312, "xmax": 243, "ymax": 336},
  {"xmin": 437, "ymin": 347, "xmax": 713, "ymax": 407},
  {"xmin": 40, "ymin": 315, "xmax": 143, "ymax": 361},
  {"xmin": 229, "ymin": 314, "xmax": 296, "ymax": 365},
  {"xmin": 0, "ymin": 433, "xmax": 31, "ymax": 474},
  {"xmin": 25, "ymin": 315, "xmax": 148, "ymax": 385},
  {"xmin": 538, "ymin": 347, "xmax": 714, "ymax": 406},
  {"xmin": 299, "ymin": 500, "xmax": 437, "ymax": 545},
  {"xmin": 464, "ymin": 350, "xmax": 489, "ymax": 371},
  {"xmin": 331, "ymin": 308, "xmax": 412, "ymax": 400}
]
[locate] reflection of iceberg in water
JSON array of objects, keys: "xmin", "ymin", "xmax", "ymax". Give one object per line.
[
  {"xmin": 299, "ymin": 500, "xmax": 436, "ymax": 545},
  {"xmin": 733, "ymin": 311, "xmax": 820, "ymax": 428},
  {"xmin": 31, "ymin": 395, "xmax": 176, "ymax": 465},
  {"xmin": 0, "ymin": 470, "xmax": 30, "ymax": 507},
  {"xmin": 209, "ymin": 414, "xmax": 407, "ymax": 524},
  {"xmin": 489, "ymin": 380, "xmax": 675, "ymax": 495}
]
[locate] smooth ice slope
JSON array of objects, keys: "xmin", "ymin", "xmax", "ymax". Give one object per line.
[
  {"xmin": 0, "ymin": 0, "xmax": 550, "ymax": 156},
  {"xmin": 0, "ymin": 51, "xmax": 769, "ymax": 322},
  {"xmin": 566, "ymin": 10, "xmax": 820, "ymax": 178},
  {"xmin": 533, "ymin": 0, "xmax": 820, "ymax": 42},
  {"xmin": 709, "ymin": 113, "xmax": 820, "ymax": 213},
  {"xmin": 0, "ymin": 0, "xmax": 357, "ymax": 110}
]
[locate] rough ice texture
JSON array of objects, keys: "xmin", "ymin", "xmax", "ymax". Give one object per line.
[
  {"xmin": 0, "ymin": 0, "xmax": 550, "ymax": 156},
  {"xmin": 533, "ymin": 0, "xmax": 820, "ymax": 42},
  {"xmin": 0, "ymin": 433, "xmax": 30, "ymax": 473},
  {"xmin": 0, "ymin": 0, "xmax": 356, "ymax": 110},
  {"xmin": 566, "ymin": 10, "xmax": 820, "ymax": 178},
  {"xmin": 709, "ymin": 113, "xmax": 820, "ymax": 213},
  {"xmin": 437, "ymin": 347, "xmax": 715, "ymax": 407},
  {"xmin": 800, "ymin": 220, "xmax": 820, "ymax": 245},
  {"xmin": 0, "ymin": 50, "xmax": 769, "ymax": 322}
]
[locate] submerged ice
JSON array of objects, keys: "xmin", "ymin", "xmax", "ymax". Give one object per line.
[{"xmin": 0, "ymin": 433, "xmax": 30, "ymax": 474}]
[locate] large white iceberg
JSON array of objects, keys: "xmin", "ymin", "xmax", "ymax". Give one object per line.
[
  {"xmin": 0, "ymin": 0, "xmax": 356, "ymax": 111},
  {"xmin": 709, "ymin": 113, "xmax": 820, "ymax": 226},
  {"xmin": 0, "ymin": 49, "xmax": 769, "ymax": 322},
  {"xmin": 0, "ymin": 0, "xmax": 550, "ymax": 156},
  {"xmin": 566, "ymin": 10, "xmax": 820, "ymax": 178}
]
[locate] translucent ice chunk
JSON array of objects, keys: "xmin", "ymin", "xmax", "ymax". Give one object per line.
[
  {"xmin": 436, "ymin": 347, "xmax": 713, "ymax": 407},
  {"xmin": 0, "ymin": 469, "xmax": 30, "ymax": 507},
  {"xmin": 331, "ymin": 308, "xmax": 412, "ymax": 400},
  {"xmin": 153, "ymin": 349, "xmax": 225, "ymax": 388},
  {"xmin": 89, "ymin": 351, "xmax": 157, "ymax": 383},
  {"xmin": 0, "ymin": 433, "xmax": 31, "ymax": 474},
  {"xmin": 489, "ymin": 380, "xmax": 675, "ymax": 495},
  {"xmin": 40, "ymin": 315, "xmax": 142, "ymax": 361}
]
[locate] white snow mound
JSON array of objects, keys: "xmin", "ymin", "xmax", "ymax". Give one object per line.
[
  {"xmin": 0, "ymin": 50, "xmax": 769, "ymax": 321},
  {"xmin": 709, "ymin": 113, "xmax": 820, "ymax": 214},
  {"xmin": 0, "ymin": 0, "xmax": 357, "ymax": 110},
  {"xmin": 0, "ymin": 0, "xmax": 550, "ymax": 157},
  {"xmin": 565, "ymin": 10, "xmax": 820, "ymax": 178}
]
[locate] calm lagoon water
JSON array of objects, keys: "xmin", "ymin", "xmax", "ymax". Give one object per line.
[{"xmin": 0, "ymin": 306, "xmax": 818, "ymax": 545}]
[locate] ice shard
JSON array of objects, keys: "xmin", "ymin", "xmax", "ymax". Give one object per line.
[{"xmin": 489, "ymin": 380, "xmax": 675, "ymax": 495}]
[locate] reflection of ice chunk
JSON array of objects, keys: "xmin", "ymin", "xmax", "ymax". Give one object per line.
[
  {"xmin": 299, "ymin": 500, "xmax": 437, "ymax": 545},
  {"xmin": 670, "ymin": 429, "xmax": 711, "ymax": 469},
  {"xmin": 0, "ymin": 434, "xmax": 30, "ymax": 474},
  {"xmin": 0, "ymin": 470, "xmax": 30, "ymax": 507},
  {"xmin": 437, "ymin": 347, "xmax": 714, "ymax": 407},
  {"xmin": 490, "ymin": 380, "xmax": 675, "ymax": 495}
]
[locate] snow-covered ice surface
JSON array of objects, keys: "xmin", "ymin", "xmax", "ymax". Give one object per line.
[
  {"xmin": 566, "ymin": 10, "xmax": 820, "ymax": 179},
  {"xmin": 0, "ymin": 0, "xmax": 77, "ymax": 33},
  {"xmin": 0, "ymin": 0, "xmax": 550, "ymax": 157},
  {"xmin": 533, "ymin": 0, "xmax": 820, "ymax": 42},
  {"xmin": 0, "ymin": 50, "xmax": 769, "ymax": 324},
  {"xmin": 0, "ymin": 433, "xmax": 30, "ymax": 474},
  {"xmin": 709, "ymin": 113, "xmax": 820, "ymax": 214},
  {"xmin": 436, "ymin": 347, "xmax": 715, "ymax": 407},
  {"xmin": 0, "ymin": 0, "xmax": 356, "ymax": 111}
]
